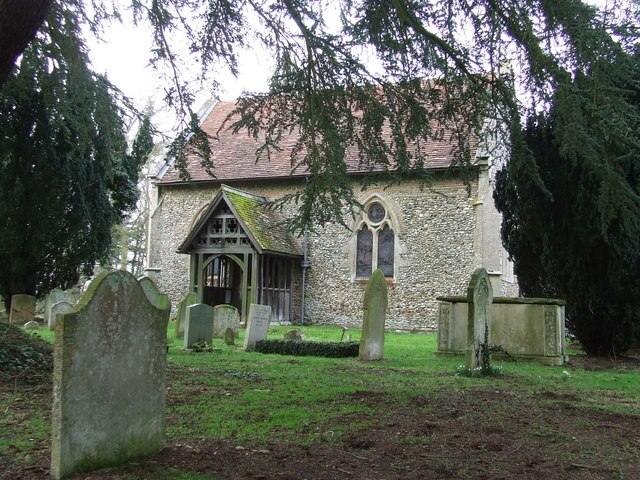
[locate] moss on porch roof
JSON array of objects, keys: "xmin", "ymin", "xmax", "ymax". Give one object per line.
[{"xmin": 223, "ymin": 186, "xmax": 303, "ymax": 256}]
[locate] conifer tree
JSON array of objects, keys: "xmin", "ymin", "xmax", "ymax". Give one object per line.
[{"xmin": 0, "ymin": 4, "xmax": 151, "ymax": 308}]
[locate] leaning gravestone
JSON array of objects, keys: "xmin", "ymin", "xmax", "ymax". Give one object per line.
[
  {"xmin": 49, "ymin": 301, "xmax": 73, "ymax": 331},
  {"xmin": 465, "ymin": 267, "xmax": 493, "ymax": 371},
  {"xmin": 184, "ymin": 303, "xmax": 214, "ymax": 350},
  {"xmin": 9, "ymin": 294, "xmax": 36, "ymax": 325},
  {"xmin": 244, "ymin": 304, "xmax": 272, "ymax": 350},
  {"xmin": 45, "ymin": 290, "xmax": 70, "ymax": 330},
  {"xmin": 359, "ymin": 269, "xmax": 388, "ymax": 361},
  {"xmin": 175, "ymin": 292, "xmax": 197, "ymax": 338},
  {"xmin": 213, "ymin": 304, "xmax": 240, "ymax": 338},
  {"xmin": 51, "ymin": 270, "xmax": 170, "ymax": 480}
]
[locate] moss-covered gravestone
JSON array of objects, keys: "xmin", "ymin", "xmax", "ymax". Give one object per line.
[
  {"xmin": 175, "ymin": 292, "xmax": 197, "ymax": 339},
  {"xmin": 465, "ymin": 268, "xmax": 493, "ymax": 371},
  {"xmin": 51, "ymin": 270, "xmax": 170, "ymax": 480},
  {"xmin": 359, "ymin": 269, "xmax": 387, "ymax": 361}
]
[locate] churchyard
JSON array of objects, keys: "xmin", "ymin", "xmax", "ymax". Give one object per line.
[{"xmin": 1, "ymin": 319, "xmax": 639, "ymax": 479}]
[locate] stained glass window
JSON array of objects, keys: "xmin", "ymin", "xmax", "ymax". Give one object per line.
[
  {"xmin": 355, "ymin": 200, "xmax": 396, "ymax": 279},
  {"xmin": 356, "ymin": 226, "xmax": 373, "ymax": 277},
  {"xmin": 377, "ymin": 224, "xmax": 395, "ymax": 277},
  {"xmin": 368, "ymin": 203, "xmax": 385, "ymax": 223}
]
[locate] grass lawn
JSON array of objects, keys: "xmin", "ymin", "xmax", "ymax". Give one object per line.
[{"xmin": 1, "ymin": 323, "xmax": 639, "ymax": 479}]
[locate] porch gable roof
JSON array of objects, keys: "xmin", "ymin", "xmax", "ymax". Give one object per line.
[{"xmin": 177, "ymin": 185, "xmax": 303, "ymax": 257}]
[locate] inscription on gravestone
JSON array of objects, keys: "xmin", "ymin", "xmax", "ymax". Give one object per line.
[{"xmin": 244, "ymin": 304, "xmax": 271, "ymax": 350}]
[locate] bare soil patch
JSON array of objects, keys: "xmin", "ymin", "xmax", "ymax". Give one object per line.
[{"xmin": 2, "ymin": 372, "xmax": 639, "ymax": 480}]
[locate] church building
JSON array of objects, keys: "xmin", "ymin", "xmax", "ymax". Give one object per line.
[{"xmin": 146, "ymin": 100, "xmax": 516, "ymax": 329}]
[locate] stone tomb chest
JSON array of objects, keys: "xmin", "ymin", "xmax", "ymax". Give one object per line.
[{"xmin": 437, "ymin": 296, "xmax": 567, "ymax": 365}]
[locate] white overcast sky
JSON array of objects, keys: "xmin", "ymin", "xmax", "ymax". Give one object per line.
[{"xmin": 87, "ymin": 16, "xmax": 272, "ymax": 111}]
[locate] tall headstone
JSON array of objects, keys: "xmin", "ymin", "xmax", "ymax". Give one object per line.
[
  {"xmin": 213, "ymin": 304, "xmax": 240, "ymax": 338},
  {"xmin": 49, "ymin": 301, "xmax": 73, "ymax": 332},
  {"xmin": 175, "ymin": 292, "xmax": 197, "ymax": 338},
  {"xmin": 244, "ymin": 304, "xmax": 271, "ymax": 350},
  {"xmin": 184, "ymin": 303, "xmax": 214, "ymax": 350},
  {"xmin": 465, "ymin": 268, "xmax": 493, "ymax": 371},
  {"xmin": 51, "ymin": 270, "xmax": 170, "ymax": 480},
  {"xmin": 359, "ymin": 269, "xmax": 388, "ymax": 361},
  {"xmin": 45, "ymin": 290, "xmax": 70, "ymax": 330},
  {"xmin": 9, "ymin": 294, "xmax": 36, "ymax": 325}
]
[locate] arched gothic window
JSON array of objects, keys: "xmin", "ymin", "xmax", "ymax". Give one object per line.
[{"xmin": 355, "ymin": 201, "xmax": 395, "ymax": 278}]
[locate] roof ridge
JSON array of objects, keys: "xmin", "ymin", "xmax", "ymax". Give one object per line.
[{"xmin": 221, "ymin": 184, "xmax": 268, "ymax": 203}]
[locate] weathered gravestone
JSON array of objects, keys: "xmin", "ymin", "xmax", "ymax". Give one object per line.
[
  {"xmin": 465, "ymin": 267, "xmax": 493, "ymax": 371},
  {"xmin": 51, "ymin": 270, "xmax": 170, "ymax": 480},
  {"xmin": 213, "ymin": 304, "xmax": 240, "ymax": 339},
  {"xmin": 175, "ymin": 292, "xmax": 197, "ymax": 338},
  {"xmin": 283, "ymin": 329, "xmax": 303, "ymax": 341},
  {"xmin": 184, "ymin": 303, "xmax": 214, "ymax": 350},
  {"xmin": 244, "ymin": 304, "xmax": 272, "ymax": 350},
  {"xmin": 49, "ymin": 301, "xmax": 73, "ymax": 332},
  {"xmin": 138, "ymin": 276, "xmax": 163, "ymax": 306},
  {"xmin": 224, "ymin": 327, "xmax": 235, "ymax": 346},
  {"xmin": 45, "ymin": 289, "xmax": 70, "ymax": 330},
  {"xmin": 359, "ymin": 269, "xmax": 388, "ymax": 361},
  {"xmin": 9, "ymin": 294, "xmax": 36, "ymax": 325}
]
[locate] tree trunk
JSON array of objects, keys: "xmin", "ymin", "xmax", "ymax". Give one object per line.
[{"xmin": 0, "ymin": 0, "xmax": 52, "ymax": 88}]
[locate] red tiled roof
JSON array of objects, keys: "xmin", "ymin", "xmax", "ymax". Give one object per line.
[{"xmin": 157, "ymin": 99, "xmax": 478, "ymax": 184}]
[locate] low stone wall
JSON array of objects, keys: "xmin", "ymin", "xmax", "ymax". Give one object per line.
[{"xmin": 436, "ymin": 296, "xmax": 567, "ymax": 365}]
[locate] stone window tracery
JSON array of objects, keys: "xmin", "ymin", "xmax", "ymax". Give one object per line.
[{"xmin": 355, "ymin": 200, "xmax": 396, "ymax": 278}]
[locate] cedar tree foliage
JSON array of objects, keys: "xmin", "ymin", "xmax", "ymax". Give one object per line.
[{"xmin": 0, "ymin": 4, "xmax": 152, "ymax": 307}]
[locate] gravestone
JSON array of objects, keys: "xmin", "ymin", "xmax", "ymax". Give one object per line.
[
  {"xmin": 184, "ymin": 303, "xmax": 214, "ymax": 350},
  {"xmin": 284, "ymin": 329, "xmax": 303, "ymax": 341},
  {"xmin": 9, "ymin": 294, "xmax": 36, "ymax": 325},
  {"xmin": 175, "ymin": 292, "xmax": 197, "ymax": 338},
  {"xmin": 244, "ymin": 304, "xmax": 271, "ymax": 350},
  {"xmin": 359, "ymin": 269, "xmax": 388, "ymax": 361},
  {"xmin": 138, "ymin": 276, "xmax": 163, "ymax": 307},
  {"xmin": 465, "ymin": 268, "xmax": 493, "ymax": 371},
  {"xmin": 224, "ymin": 327, "xmax": 235, "ymax": 345},
  {"xmin": 51, "ymin": 270, "xmax": 170, "ymax": 480},
  {"xmin": 213, "ymin": 304, "xmax": 240, "ymax": 339},
  {"xmin": 24, "ymin": 320, "xmax": 40, "ymax": 330},
  {"xmin": 45, "ymin": 289, "xmax": 70, "ymax": 330},
  {"xmin": 49, "ymin": 301, "xmax": 73, "ymax": 331}
]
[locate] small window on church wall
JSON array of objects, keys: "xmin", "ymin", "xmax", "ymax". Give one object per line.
[
  {"xmin": 355, "ymin": 201, "xmax": 396, "ymax": 279},
  {"xmin": 377, "ymin": 224, "xmax": 394, "ymax": 277},
  {"xmin": 356, "ymin": 226, "xmax": 373, "ymax": 277}
]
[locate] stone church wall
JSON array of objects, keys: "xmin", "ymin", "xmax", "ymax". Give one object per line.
[{"xmin": 148, "ymin": 175, "xmax": 499, "ymax": 329}]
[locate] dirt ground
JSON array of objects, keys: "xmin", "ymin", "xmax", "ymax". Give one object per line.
[{"xmin": 2, "ymin": 357, "xmax": 639, "ymax": 480}]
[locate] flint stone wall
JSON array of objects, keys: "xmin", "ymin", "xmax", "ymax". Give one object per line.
[
  {"xmin": 149, "ymin": 175, "xmax": 511, "ymax": 329},
  {"xmin": 51, "ymin": 270, "xmax": 170, "ymax": 479}
]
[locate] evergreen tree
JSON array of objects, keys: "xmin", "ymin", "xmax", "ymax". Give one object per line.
[
  {"xmin": 0, "ymin": 5, "xmax": 151, "ymax": 307},
  {"xmin": 494, "ymin": 46, "xmax": 640, "ymax": 356}
]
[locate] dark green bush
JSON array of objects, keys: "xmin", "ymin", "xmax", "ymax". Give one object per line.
[{"xmin": 254, "ymin": 339, "xmax": 359, "ymax": 358}]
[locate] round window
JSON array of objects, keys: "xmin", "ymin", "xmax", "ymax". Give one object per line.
[{"xmin": 367, "ymin": 203, "xmax": 386, "ymax": 223}]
